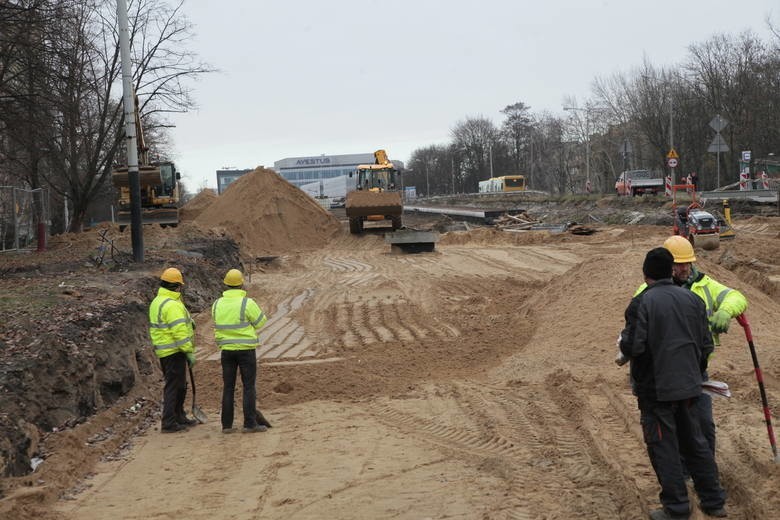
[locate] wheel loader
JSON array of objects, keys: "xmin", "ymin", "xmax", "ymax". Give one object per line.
[{"xmin": 346, "ymin": 149, "xmax": 403, "ymax": 234}]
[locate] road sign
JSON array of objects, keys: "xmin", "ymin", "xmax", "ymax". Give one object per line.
[
  {"xmin": 709, "ymin": 115, "xmax": 728, "ymax": 133},
  {"xmin": 742, "ymin": 150, "xmax": 752, "ymax": 162},
  {"xmin": 708, "ymin": 134, "xmax": 729, "ymax": 153},
  {"xmin": 667, "ymin": 158, "xmax": 678, "ymax": 168},
  {"xmin": 667, "ymin": 148, "xmax": 679, "ymax": 160}
]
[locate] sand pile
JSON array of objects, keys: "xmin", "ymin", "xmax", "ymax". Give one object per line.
[
  {"xmin": 180, "ymin": 188, "xmax": 217, "ymax": 221},
  {"xmin": 193, "ymin": 168, "xmax": 341, "ymax": 256}
]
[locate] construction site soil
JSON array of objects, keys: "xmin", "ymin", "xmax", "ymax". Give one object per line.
[{"xmin": 1, "ymin": 171, "xmax": 779, "ymax": 519}]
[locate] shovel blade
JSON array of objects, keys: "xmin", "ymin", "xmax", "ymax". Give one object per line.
[
  {"xmin": 192, "ymin": 404, "xmax": 208, "ymax": 424},
  {"xmin": 255, "ymin": 409, "xmax": 272, "ymax": 428}
]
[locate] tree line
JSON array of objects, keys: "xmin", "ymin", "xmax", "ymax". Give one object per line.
[
  {"xmin": 406, "ymin": 23, "xmax": 780, "ymax": 197},
  {"xmin": 0, "ymin": 0, "xmax": 211, "ymax": 232}
]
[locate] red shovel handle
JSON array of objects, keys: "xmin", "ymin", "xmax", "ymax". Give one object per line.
[{"xmin": 736, "ymin": 313, "xmax": 753, "ymax": 342}]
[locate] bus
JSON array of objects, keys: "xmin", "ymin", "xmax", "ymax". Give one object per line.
[{"xmin": 478, "ymin": 175, "xmax": 526, "ymax": 193}]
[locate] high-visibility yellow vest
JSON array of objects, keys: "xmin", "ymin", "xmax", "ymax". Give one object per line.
[
  {"xmin": 634, "ymin": 271, "xmax": 747, "ymax": 346},
  {"xmin": 148, "ymin": 287, "xmax": 194, "ymax": 358},
  {"xmin": 211, "ymin": 289, "xmax": 267, "ymax": 351}
]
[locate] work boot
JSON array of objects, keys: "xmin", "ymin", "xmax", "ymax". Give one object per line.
[
  {"xmin": 649, "ymin": 508, "xmax": 689, "ymax": 520},
  {"xmin": 701, "ymin": 507, "xmax": 727, "ymax": 518},
  {"xmin": 242, "ymin": 424, "xmax": 268, "ymax": 433},
  {"xmin": 222, "ymin": 427, "xmax": 237, "ymax": 434},
  {"xmin": 161, "ymin": 423, "xmax": 187, "ymax": 434},
  {"xmin": 178, "ymin": 416, "xmax": 197, "ymax": 427}
]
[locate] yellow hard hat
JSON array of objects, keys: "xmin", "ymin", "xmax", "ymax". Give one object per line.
[
  {"xmin": 663, "ymin": 235, "xmax": 696, "ymax": 263},
  {"xmin": 160, "ymin": 267, "xmax": 184, "ymax": 285},
  {"xmin": 223, "ymin": 269, "xmax": 244, "ymax": 287}
]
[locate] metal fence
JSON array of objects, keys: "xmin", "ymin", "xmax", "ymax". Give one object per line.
[{"xmin": 0, "ymin": 186, "xmax": 50, "ymax": 252}]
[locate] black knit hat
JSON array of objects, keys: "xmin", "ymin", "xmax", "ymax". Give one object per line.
[{"xmin": 643, "ymin": 247, "xmax": 674, "ymax": 280}]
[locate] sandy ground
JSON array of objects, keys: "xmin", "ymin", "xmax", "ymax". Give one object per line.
[{"xmin": 42, "ymin": 218, "xmax": 780, "ymax": 520}]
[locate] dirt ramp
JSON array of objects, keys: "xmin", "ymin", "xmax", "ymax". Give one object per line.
[{"xmin": 193, "ymin": 168, "xmax": 341, "ymax": 257}]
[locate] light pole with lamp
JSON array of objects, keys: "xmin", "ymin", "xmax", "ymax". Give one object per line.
[
  {"xmin": 563, "ymin": 105, "xmax": 591, "ymax": 192},
  {"xmin": 450, "ymin": 146, "xmax": 467, "ymax": 195},
  {"xmin": 488, "ymin": 142, "xmax": 494, "ymax": 178}
]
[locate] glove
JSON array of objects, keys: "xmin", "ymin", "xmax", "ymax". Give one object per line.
[
  {"xmin": 710, "ymin": 309, "xmax": 731, "ymax": 334},
  {"xmin": 186, "ymin": 352, "xmax": 196, "ymax": 367}
]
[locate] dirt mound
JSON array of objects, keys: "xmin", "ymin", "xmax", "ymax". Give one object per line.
[
  {"xmin": 179, "ymin": 188, "xmax": 216, "ymax": 222},
  {"xmin": 193, "ymin": 168, "xmax": 341, "ymax": 257}
]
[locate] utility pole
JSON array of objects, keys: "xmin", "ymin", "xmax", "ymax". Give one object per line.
[
  {"xmin": 450, "ymin": 155, "xmax": 455, "ymax": 195},
  {"xmin": 669, "ymin": 96, "xmax": 675, "ymax": 186},
  {"xmin": 488, "ymin": 143, "xmax": 494, "ymax": 178},
  {"xmin": 563, "ymin": 105, "xmax": 594, "ymax": 189},
  {"xmin": 424, "ymin": 160, "xmax": 430, "ymax": 197},
  {"xmin": 117, "ymin": 0, "xmax": 143, "ymax": 262}
]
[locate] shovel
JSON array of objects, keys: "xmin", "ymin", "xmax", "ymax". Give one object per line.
[
  {"xmin": 736, "ymin": 314, "xmax": 779, "ymax": 463},
  {"xmin": 188, "ymin": 364, "xmax": 208, "ymax": 424},
  {"xmin": 255, "ymin": 408, "xmax": 272, "ymax": 428}
]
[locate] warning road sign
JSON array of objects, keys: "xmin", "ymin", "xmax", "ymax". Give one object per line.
[
  {"xmin": 666, "ymin": 148, "xmax": 679, "ymax": 160},
  {"xmin": 667, "ymin": 158, "xmax": 678, "ymax": 168}
]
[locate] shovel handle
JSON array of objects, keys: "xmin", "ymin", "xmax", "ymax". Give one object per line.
[{"xmin": 736, "ymin": 313, "xmax": 752, "ymax": 340}]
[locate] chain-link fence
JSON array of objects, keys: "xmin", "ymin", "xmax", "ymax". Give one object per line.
[{"xmin": 0, "ymin": 187, "xmax": 50, "ymax": 252}]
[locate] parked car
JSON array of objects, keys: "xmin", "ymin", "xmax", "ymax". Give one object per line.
[{"xmin": 329, "ymin": 196, "xmax": 346, "ymax": 208}]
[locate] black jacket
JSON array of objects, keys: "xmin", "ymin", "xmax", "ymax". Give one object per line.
[{"xmin": 620, "ymin": 279, "xmax": 713, "ymax": 401}]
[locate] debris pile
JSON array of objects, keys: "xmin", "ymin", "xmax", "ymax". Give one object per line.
[
  {"xmin": 493, "ymin": 212, "xmax": 597, "ymax": 235},
  {"xmin": 492, "ymin": 211, "xmax": 540, "ymax": 231}
]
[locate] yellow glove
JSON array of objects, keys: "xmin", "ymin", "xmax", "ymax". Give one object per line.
[{"xmin": 710, "ymin": 309, "xmax": 731, "ymax": 334}]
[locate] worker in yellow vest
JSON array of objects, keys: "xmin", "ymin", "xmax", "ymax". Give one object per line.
[
  {"xmin": 148, "ymin": 267, "xmax": 196, "ymax": 433},
  {"xmin": 212, "ymin": 269, "xmax": 268, "ymax": 433}
]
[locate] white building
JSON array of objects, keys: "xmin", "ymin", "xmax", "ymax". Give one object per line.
[{"xmin": 274, "ymin": 153, "xmax": 405, "ymax": 198}]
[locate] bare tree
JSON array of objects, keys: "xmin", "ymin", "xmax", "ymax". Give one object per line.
[
  {"xmin": 0, "ymin": 0, "xmax": 212, "ymax": 232},
  {"xmin": 500, "ymin": 101, "xmax": 533, "ymax": 175},
  {"xmin": 450, "ymin": 116, "xmax": 499, "ymax": 192}
]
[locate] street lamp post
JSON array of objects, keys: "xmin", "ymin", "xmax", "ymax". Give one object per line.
[
  {"xmin": 424, "ymin": 160, "xmax": 430, "ymax": 197},
  {"xmin": 488, "ymin": 143, "xmax": 494, "ymax": 178},
  {"xmin": 563, "ymin": 106, "xmax": 591, "ymax": 189}
]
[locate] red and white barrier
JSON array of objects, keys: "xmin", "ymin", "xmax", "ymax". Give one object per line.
[
  {"xmin": 665, "ymin": 175, "xmax": 672, "ymax": 197},
  {"xmin": 761, "ymin": 171, "xmax": 769, "ymax": 190},
  {"xmin": 739, "ymin": 170, "xmax": 750, "ymax": 191}
]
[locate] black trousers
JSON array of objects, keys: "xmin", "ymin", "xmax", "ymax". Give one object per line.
[
  {"xmin": 221, "ymin": 349, "xmax": 258, "ymax": 429},
  {"xmin": 159, "ymin": 352, "xmax": 188, "ymax": 429},
  {"xmin": 639, "ymin": 396, "xmax": 726, "ymax": 516}
]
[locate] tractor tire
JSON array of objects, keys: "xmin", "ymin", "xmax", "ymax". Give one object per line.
[{"xmin": 349, "ymin": 217, "xmax": 363, "ymax": 234}]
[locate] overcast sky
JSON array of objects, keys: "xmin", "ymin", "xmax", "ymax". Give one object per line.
[{"xmin": 167, "ymin": 0, "xmax": 777, "ymax": 190}]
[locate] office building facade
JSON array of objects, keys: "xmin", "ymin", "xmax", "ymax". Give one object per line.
[
  {"xmin": 274, "ymin": 153, "xmax": 404, "ymax": 198},
  {"xmin": 216, "ymin": 168, "xmax": 253, "ymax": 195}
]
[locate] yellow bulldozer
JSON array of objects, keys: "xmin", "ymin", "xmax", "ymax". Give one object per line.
[
  {"xmin": 111, "ymin": 96, "xmax": 181, "ymax": 229},
  {"xmin": 346, "ymin": 149, "xmax": 403, "ymax": 234}
]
